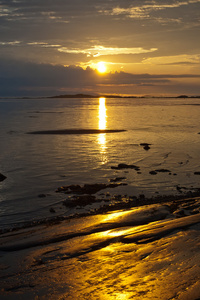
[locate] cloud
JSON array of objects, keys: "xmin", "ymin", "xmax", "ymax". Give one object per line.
[
  {"xmin": 58, "ymin": 45, "xmax": 158, "ymax": 57},
  {"xmin": 0, "ymin": 59, "xmax": 99, "ymax": 96},
  {"xmin": 0, "ymin": 0, "xmax": 102, "ymax": 22},
  {"xmin": 143, "ymin": 54, "xmax": 200, "ymax": 65},
  {"xmin": 101, "ymin": 0, "xmax": 200, "ymax": 18},
  {"xmin": 2, "ymin": 0, "xmax": 198, "ymax": 24},
  {"xmin": 27, "ymin": 42, "xmax": 61, "ymax": 48},
  {"xmin": 160, "ymin": 61, "xmax": 200, "ymax": 65},
  {"xmin": 0, "ymin": 59, "xmax": 200, "ymax": 97},
  {"xmin": 0, "ymin": 0, "xmax": 199, "ymax": 96},
  {"xmin": 0, "ymin": 40, "xmax": 21, "ymax": 45}
]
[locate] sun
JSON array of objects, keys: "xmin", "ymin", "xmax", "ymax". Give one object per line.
[{"xmin": 97, "ymin": 61, "xmax": 107, "ymax": 73}]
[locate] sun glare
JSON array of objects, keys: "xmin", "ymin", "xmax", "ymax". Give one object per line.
[
  {"xmin": 97, "ymin": 61, "xmax": 107, "ymax": 73},
  {"xmin": 99, "ymin": 97, "xmax": 107, "ymax": 130}
]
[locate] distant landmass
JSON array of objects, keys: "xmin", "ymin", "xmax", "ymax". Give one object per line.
[
  {"xmin": 48, "ymin": 93, "xmax": 200, "ymax": 99},
  {"xmin": 1, "ymin": 94, "xmax": 200, "ymax": 99},
  {"xmin": 48, "ymin": 93, "xmax": 136, "ymax": 99}
]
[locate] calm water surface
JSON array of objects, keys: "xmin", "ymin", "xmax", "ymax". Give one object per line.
[{"xmin": 0, "ymin": 97, "xmax": 200, "ymax": 229}]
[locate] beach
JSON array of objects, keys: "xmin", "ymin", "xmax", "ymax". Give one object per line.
[
  {"xmin": 0, "ymin": 195, "xmax": 200, "ymax": 299},
  {"xmin": 0, "ymin": 97, "xmax": 200, "ymax": 298},
  {"xmin": 1, "ymin": 0, "xmax": 200, "ymax": 297}
]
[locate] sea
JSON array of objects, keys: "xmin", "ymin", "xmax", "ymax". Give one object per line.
[{"xmin": 0, "ymin": 96, "xmax": 200, "ymax": 231}]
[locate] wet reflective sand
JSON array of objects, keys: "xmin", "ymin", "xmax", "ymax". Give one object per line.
[{"xmin": 1, "ymin": 197, "xmax": 200, "ymax": 299}]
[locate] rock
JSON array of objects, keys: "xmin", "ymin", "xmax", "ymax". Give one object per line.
[
  {"xmin": 111, "ymin": 164, "xmax": 140, "ymax": 171},
  {"xmin": 176, "ymin": 185, "xmax": 182, "ymax": 193},
  {"xmin": 149, "ymin": 171, "xmax": 157, "ymax": 175},
  {"xmin": 63, "ymin": 195, "xmax": 96, "ymax": 207},
  {"xmin": 140, "ymin": 143, "xmax": 151, "ymax": 150},
  {"xmin": 194, "ymin": 172, "xmax": 200, "ymax": 175},
  {"xmin": 143, "ymin": 145, "xmax": 150, "ymax": 150},
  {"xmin": 155, "ymin": 169, "xmax": 171, "ymax": 173},
  {"xmin": 140, "ymin": 143, "xmax": 151, "ymax": 146},
  {"xmin": 110, "ymin": 177, "xmax": 126, "ymax": 182},
  {"xmin": 0, "ymin": 173, "xmax": 7, "ymax": 182},
  {"xmin": 38, "ymin": 194, "xmax": 46, "ymax": 198},
  {"xmin": 67, "ymin": 184, "xmax": 81, "ymax": 192},
  {"xmin": 149, "ymin": 169, "xmax": 171, "ymax": 175},
  {"xmin": 49, "ymin": 207, "xmax": 56, "ymax": 213},
  {"xmin": 56, "ymin": 182, "xmax": 127, "ymax": 195}
]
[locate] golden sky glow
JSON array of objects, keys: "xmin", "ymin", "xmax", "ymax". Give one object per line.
[
  {"xmin": 0, "ymin": 0, "xmax": 200, "ymax": 96},
  {"xmin": 97, "ymin": 62, "xmax": 107, "ymax": 73}
]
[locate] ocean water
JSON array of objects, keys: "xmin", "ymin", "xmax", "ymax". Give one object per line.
[{"xmin": 0, "ymin": 97, "xmax": 200, "ymax": 230}]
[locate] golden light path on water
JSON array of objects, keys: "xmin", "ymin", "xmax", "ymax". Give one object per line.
[
  {"xmin": 98, "ymin": 97, "xmax": 107, "ymax": 130},
  {"xmin": 98, "ymin": 97, "xmax": 107, "ymax": 162}
]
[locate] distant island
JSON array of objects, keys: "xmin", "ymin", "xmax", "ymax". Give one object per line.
[
  {"xmin": 1, "ymin": 94, "xmax": 200, "ymax": 100},
  {"xmin": 48, "ymin": 93, "xmax": 136, "ymax": 99},
  {"xmin": 48, "ymin": 93, "xmax": 200, "ymax": 99}
]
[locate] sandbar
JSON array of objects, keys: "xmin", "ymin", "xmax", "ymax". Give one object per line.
[{"xmin": 27, "ymin": 129, "xmax": 126, "ymax": 135}]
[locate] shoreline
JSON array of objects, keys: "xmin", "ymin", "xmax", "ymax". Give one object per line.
[
  {"xmin": 0, "ymin": 194, "xmax": 200, "ymax": 299},
  {"xmin": 1, "ymin": 94, "xmax": 200, "ymax": 100},
  {"xmin": 1, "ymin": 190, "xmax": 200, "ymax": 235}
]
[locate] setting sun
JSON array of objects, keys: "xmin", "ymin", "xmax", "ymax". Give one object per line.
[{"xmin": 97, "ymin": 61, "xmax": 107, "ymax": 73}]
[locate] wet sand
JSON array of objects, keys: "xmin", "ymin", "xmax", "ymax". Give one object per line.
[{"xmin": 0, "ymin": 196, "xmax": 200, "ymax": 299}]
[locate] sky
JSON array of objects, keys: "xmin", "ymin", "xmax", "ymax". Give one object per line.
[{"xmin": 0, "ymin": 0, "xmax": 200, "ymax": 97}]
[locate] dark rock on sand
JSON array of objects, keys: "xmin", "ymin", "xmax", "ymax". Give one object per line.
[
  {"xmin": 0, "ymin": 173, "xmax": 6, "ymax": 182},
  {"xmin": 49, "ymin": 207, "xmax": 56, "ymax": 213},
  {"xmin": 149, "ymin": 171, "xmax": 157, "ymax": 175},
  {"xmin": 194, "ymin": 172, "xmax": 200, "ymax": 175},
  {"xmin": 150, "ymin": 169, "xmax": 171, "ymax": 175},
  {"xmin": 63, "ymin": 195, "xmax": 96, "ymax": 207},
  {"xmin": 111, "ymin": 164, "xmax": 140, "ymax": 171},
  {"xmin": 155, "ymin": 169, "xmax": 171, "ymax": 173},
  {"xmin": 176, "ymin": 185, "xmax": 183, "ymax": 193},
  {"xmin": 140, "ymin": 143, "xmax": 151, "ymax": 150},
  {"xmin": 109, "ymin": 177, "xmax": 126, "ymax": 182},
  {"xmin": 56, "ymin": 182, "xmax": 127, "ymax": 195},
  {"xmin": 144, "ymin": 145, "xmax": 150, "ymax": 150},
  {"xmin": 140, "ymin": 143, "xmax": 151, "ymax": 146},
  {"xmin": 38, "ymin": 194, "xmax": 46, "ymax": 198}
]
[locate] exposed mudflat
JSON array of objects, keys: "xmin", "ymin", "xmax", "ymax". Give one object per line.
[
  {"xmin": 27, "ymin": 129, "xmax": 126, "ymax": 134},
  {"xmin": 0, "ymin": 197, "xmax": 200, "ymax": 299}
]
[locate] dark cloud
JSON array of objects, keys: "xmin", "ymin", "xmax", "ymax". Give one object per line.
[
  {"xmin": 0, "ymin": 59, "xmax": 200, "ymax": 96},
  {"xmin": 0, "ymin": 59, "xmax": 97, "ymax": 96},
  {"xmin": 0, "ymin": 0, "xmax": 199, "ymax": 96},
  {"xmin": 159, "ymin": 62, "xmax": 200, "ymax": 65}
]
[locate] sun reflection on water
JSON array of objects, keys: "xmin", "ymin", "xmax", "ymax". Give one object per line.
[
  {"xmin": 99, "ymin": 97, "xmax": 107, "ymax": 130},
  {"xmin": 98, "ymin": 97, "xmax": 107, "ymax": 158}
]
